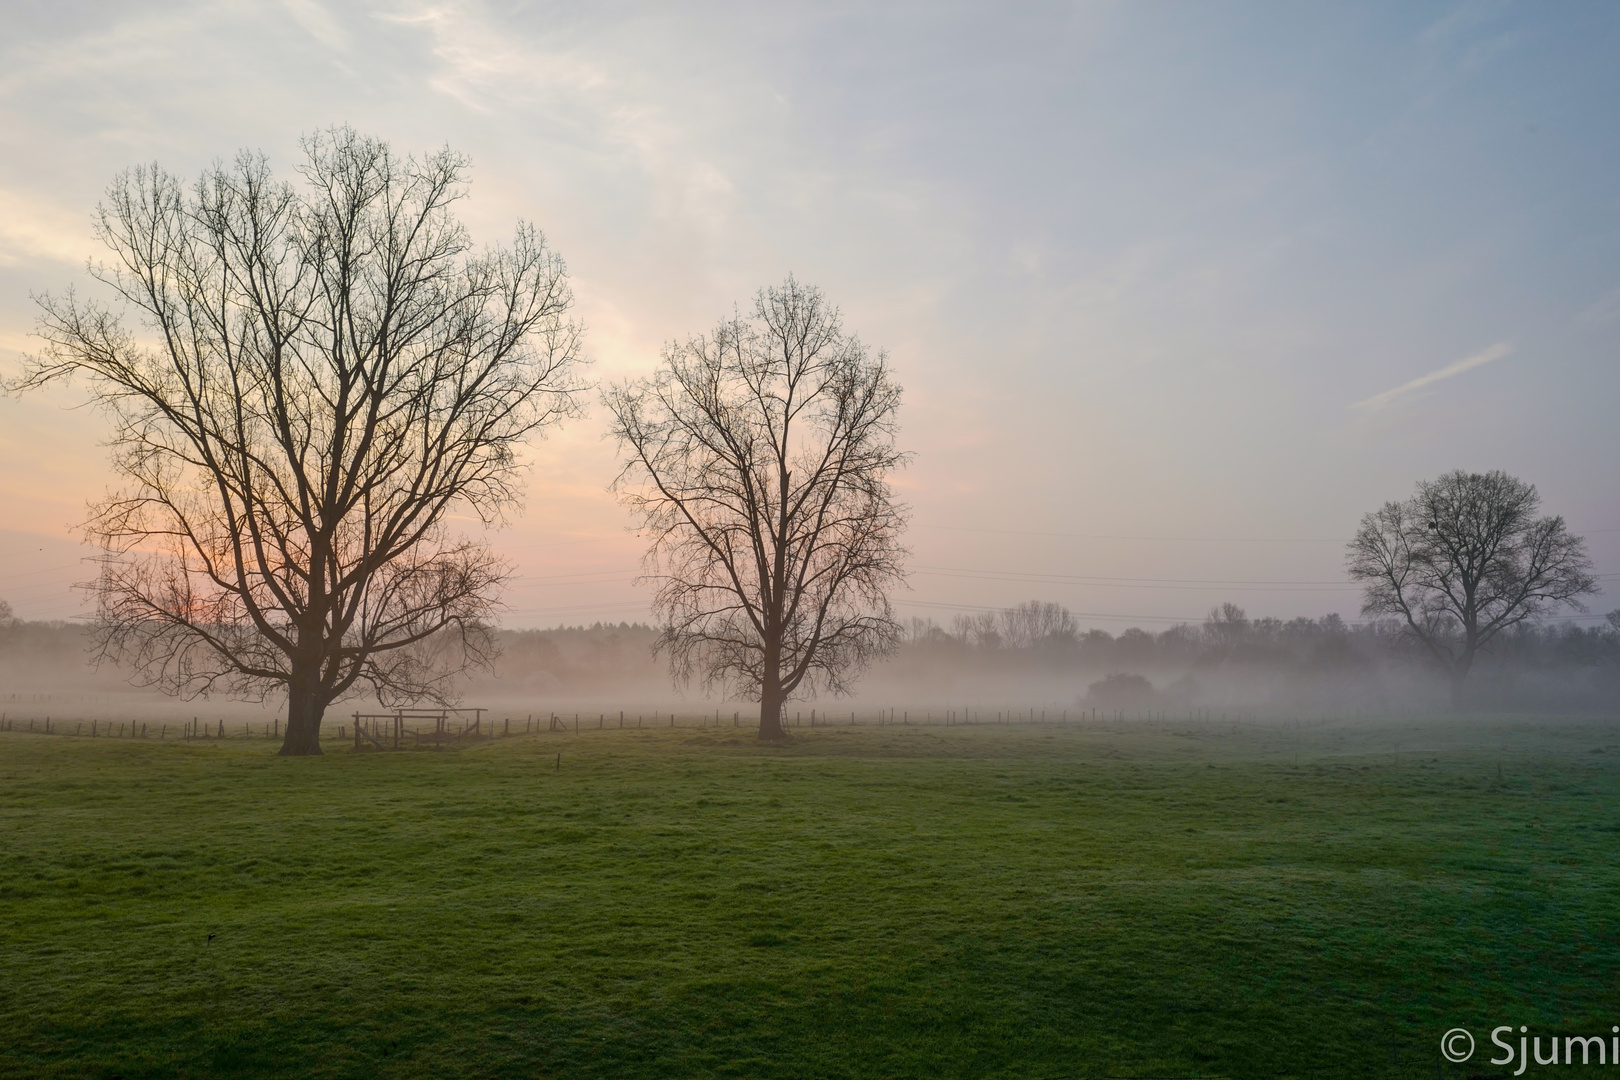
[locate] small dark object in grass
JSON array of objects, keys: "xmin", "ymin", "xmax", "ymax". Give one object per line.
[{"xmin": 747, "ymin": 932, "xmax": 789, "ymax": 948}]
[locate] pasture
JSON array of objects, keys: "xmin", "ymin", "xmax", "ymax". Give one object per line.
[{"xmin": 1, "ymin": 715, "xmax": 1617, "ymax": 1078}]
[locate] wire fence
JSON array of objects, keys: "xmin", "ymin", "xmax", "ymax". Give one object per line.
[
  {"xmin": 0, "ymin": 704, "xmax": 1608, "ymax": 748},
  {"xmin": 0, "ymin": 705, "xmax": 1298, "ymax": 744}
]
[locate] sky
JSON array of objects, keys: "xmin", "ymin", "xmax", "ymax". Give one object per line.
[{"xmin": 0, "ymin": 0, "xmax": 1616, "ymax": 629}]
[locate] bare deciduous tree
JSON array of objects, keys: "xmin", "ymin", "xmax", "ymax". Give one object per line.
[
  {"xmin": 998, "ymin": 600, "xmax": 1077, "ymax": 652},
  {"xmin": 606, "ymin": 278, "xmax": 908, "ymax": 739},
  {"xmin": 16, "ymin": 128, "xmax": 584, "ymax": 755},
  {"xmin": 1347, "ymin": 469, "xmax": 1596, "ymax": 706}
]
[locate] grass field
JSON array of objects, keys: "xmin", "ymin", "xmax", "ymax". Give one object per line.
[{"xmin": 1, "ymin": 716, "xmax": 1617, "ymax": 1079}]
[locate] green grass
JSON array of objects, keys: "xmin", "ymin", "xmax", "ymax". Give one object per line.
[{"xmin": 2, "ymin": 717, "xmax": 1618, "ymax": 1078}]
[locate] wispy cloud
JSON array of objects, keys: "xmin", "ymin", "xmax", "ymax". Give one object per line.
[
  {"xmin": 281, "ymin": 0, "xmax": 348, "ymax": 52},
  {"xmin": 1353, "ymin": 342, "xmax": 1510, "ymax": 410},
  {"xmin": 0, "ymin": 186, "xmax": 94, "ymax": 266}
]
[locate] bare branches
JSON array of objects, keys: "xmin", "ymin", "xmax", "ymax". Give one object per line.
[
  {"xmin": 606, "ymin": 277, "xmax": 908, "ymax": 738},
  {"xmin": 15, "ymin": 127, "xmax": 584, "ymax": 753},
  {"xmin": 1347, "ymin": 470, "xmax": 1596, "ymax": 705}
]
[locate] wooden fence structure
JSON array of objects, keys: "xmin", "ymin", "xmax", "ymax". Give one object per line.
[{"xmin": 349, "ymin": 709, "xmax": 488, "ymax": 751}]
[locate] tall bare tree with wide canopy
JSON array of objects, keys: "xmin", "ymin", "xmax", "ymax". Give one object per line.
[
  {"xmin": 1347, "ymin": 469, "xmax": 1596, "ymax": 707},
  {"xmin": 18, "ymin": 128, "xmax": 584, "ymax": 754},
  {"xmin": 606, "ymin": 278, "xmax": 908, "ymax": 739}
]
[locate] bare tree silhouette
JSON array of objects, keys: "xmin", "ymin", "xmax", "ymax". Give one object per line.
[
  {"xmin": 18, "ymin": 127, "xmax": 584, "ymax": 754},
  {"xmin": 606, "ymin": 278, "xmax": 908, "ymax": 739},
  {"xmin": 1347, "ymin": 470, "xmax": 1596, "ymax": 707}
]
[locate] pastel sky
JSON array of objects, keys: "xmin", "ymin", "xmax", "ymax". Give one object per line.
[{"xmin": 1, "ymin": 0, "xmax": 1616, "ymax": 627}]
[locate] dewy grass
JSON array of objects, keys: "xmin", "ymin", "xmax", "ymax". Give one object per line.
[{"xmin": 1, "ymin": 717, "xmax": 1616, "ymax": 1078}]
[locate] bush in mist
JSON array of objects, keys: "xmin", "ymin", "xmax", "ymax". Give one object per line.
[{"xmin": 1084, "ymin": 673, "xmax": 1156, "ymax": 710}]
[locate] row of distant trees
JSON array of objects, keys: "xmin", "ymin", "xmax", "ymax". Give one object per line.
[
  {"xmin": 900, "ymin": 601, "xmax": 1620, "ymax": 674},
  {"xmin": 7, "ymin": 129, "xmax": 1608, "ymax": 751},
  {"xmin": 7, "ymin": 600, "xmax": 1613, "ymax": 710}
]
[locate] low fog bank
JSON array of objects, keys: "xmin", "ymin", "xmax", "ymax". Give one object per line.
[
  {"xmin": 3, "ymin": 599, "xmax": 1617, "ymax": 722},
  {"xmin": 867, "ymin": 603, "xmax": 1620, "ymax": 716}
]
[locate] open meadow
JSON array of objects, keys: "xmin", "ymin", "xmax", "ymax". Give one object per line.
[{"xmin": 2, "ymin": 715, "xmax": 1618, "ymax": 1079}]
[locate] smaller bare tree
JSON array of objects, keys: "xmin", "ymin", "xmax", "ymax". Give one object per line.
[
  {"xmin": 606, "ymin": 277, "xmax": 908, "ymax": 739},
  {"xmin": 1347, "ymin": 469, "xmax": 1596, "ymax": 707}
]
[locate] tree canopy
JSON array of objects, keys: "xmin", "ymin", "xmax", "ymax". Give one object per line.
[
  {"xmin": 19, "ymin": 127, "xmax": 584, "ymax": 754},
  {"xmin": 1346, "ymin": 469, "xmax": 1596, "ymax": 706},
  {"xmin": 606, "ymin": 278, "xmax": 908, "ymax": 738}
]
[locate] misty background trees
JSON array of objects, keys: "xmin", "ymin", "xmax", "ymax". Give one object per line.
[
  {"xmin": 606, "ymin": 278, "xmax": 908, "ymax": 739},
  {"xmin": 4, "ymin": 600, "xmax": 1615, "ymax": 718},
  {"xmin": 1347, "ymin": 470, "xmax": 1597, "ymax": 707},
  {"xmin": 16, "ymin": 128, "xmax": 584, "ymax": 755}
]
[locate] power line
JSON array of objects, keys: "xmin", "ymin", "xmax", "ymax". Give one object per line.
[
  {"xmin": 914, "ymin": 523, "xmax": 1347, "ymax": 543},
  {"xmin": 896, "ymin": 599, "xmax": 1204, "ymax": 623},
  {"xmin": 896, "ymin": 597, "xmax": 1619, "ymax": 627},
  {"xmin": 915, "ymin": 523, "xmax": 1620, "ymax": 543},
  {"xmin": 911, "ymin": 565, "xmax": 1359, "ymax": 589},
  {"xmin": 0, "ymin": 562, "xmax": 84, "ymax": 584}
]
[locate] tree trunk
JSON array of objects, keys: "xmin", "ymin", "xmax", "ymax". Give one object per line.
[
  {"xmin": 757, "ymin": 670, "xmax": 789, "ymax": 740},
  {"xmin": 1449, "ymin": 640, "xmax": 1477, "ymax": 713},
  {"xmin": 1448, "ymin": 669, "xmax": 1469, "ymax": 713},
  {"xmin": 279, "ymin": 681, "xmax": 327, "ymax": 756},
  {"xmin": 757, "ymin": 632, "xmax": 789, "ymax": 740}
]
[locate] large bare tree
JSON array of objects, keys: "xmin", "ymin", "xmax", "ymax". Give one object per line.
[
  {"xmin": 605, "ymin": 278, "xmax": 908, "ymax": 739},
  {"xmin": 1347, "ymin": 469, "xmax": 1596, "ymax": 707},
  {"xmin": 17, "ymin": 128, "xmax": 584, "ymax": 754}
]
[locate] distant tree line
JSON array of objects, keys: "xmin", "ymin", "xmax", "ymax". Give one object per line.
[
  {"xmin": 897, "ymin": 601, "xmax": 1620, "ymax": 674},
  {"xmin": 881, "ymin": 599, "xmax": 1620, "ymax": 713},
  {"xmin": 3, "ymin": 601, "xmax": 1615, "ymax": 711}
]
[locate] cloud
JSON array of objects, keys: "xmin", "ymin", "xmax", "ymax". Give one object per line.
[
  {"xmin": 1352, "ymin": 342, "xmax": 1510, "ymax": 410},
  {"xmin": 280, "ymin": 0, "xmax": 348, "ymax": 52},
  {"xmin": 0, "ymin": 186, "xmax": 94, "ymax": 267}
]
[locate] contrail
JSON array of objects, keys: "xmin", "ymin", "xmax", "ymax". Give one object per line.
[{"xmin": 1353, "ymin": 342, "xmax": 1511, "ymax": 410}]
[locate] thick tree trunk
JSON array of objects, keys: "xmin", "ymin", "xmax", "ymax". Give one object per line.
[
  {"xmin": 279, "ymin": 681, "xmax": 328, "ymax": 756},
  {"xmin": 1448, "ymin": 641, "xmax": 1477, "ymax": 713},
  {"xmin": 757, "ymin": 690, "xmax": 788, "ymax": 740},
  {"xmin": 1447, "ymin": 669, "xmax": 1469, "ymax": 713},
  {"xmin": 758, "ymin": 660, "xmax": 789, "ymax": 740},
  {"xmin": 758, "ymin": 635, "xmax": 789, "ymax": 740}
]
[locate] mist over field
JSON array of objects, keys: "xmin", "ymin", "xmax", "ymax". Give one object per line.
[
  {"xmin": 6, "ymin": 601, "xmax": 1615, "ymax": 727},
  {"xmin": 2, "ymin": 4, "xmax": 1619, "ymax": 1076}
]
